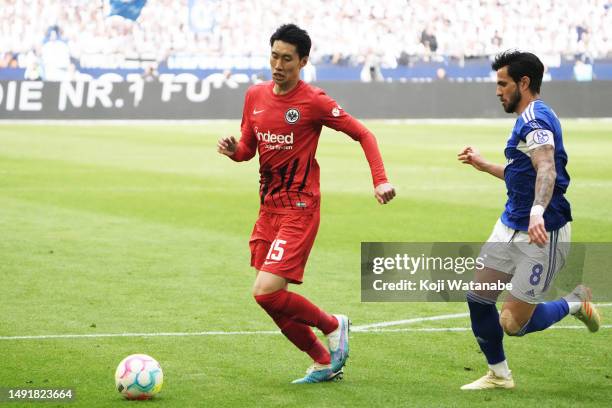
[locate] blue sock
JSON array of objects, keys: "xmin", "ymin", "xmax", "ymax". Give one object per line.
[
  {"xmin": 516, "ymin": 299, "xmax": 569, "ymax": 336},
  {"xmin": 467, "ymin": 292, "xmax": 505, "ymax": 364}
]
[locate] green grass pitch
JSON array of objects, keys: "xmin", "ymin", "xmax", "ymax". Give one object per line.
[{"xmin": 1, "ymin": 120, "xmax": 611, "ymax": 407}]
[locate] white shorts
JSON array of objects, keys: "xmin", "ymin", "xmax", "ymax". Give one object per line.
[{"xmin": 480, "ymin": 218, "xmax": 571, "ymax": 303}]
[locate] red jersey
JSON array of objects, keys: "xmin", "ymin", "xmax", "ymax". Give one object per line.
[{"xmin": 231, "ymin": 80, "xmax": 388, "ymax": 213}]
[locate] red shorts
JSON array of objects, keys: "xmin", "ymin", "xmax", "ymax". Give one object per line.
[{"xmin": 249, "ymin": 209, "xmax": 320, "ymax": 284}]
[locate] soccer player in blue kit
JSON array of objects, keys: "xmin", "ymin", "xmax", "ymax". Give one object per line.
[{"xmin": 457, "ymin": 50, "xmax": 601, "ymax": 389}]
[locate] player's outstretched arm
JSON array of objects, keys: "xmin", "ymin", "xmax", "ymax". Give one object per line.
[
  {"xmin": 313, "ymin": 91, "xmax": 395, "ymax": 204},
  {"xmin": 528, "ymin": 144, "xmax": 556, "ymax": 246},
  {"xmin": 374, "ymin": 182, "xmax": 396, "ymax": 204},
  {"xmin": 457, "ymin": 146, "xmax": 505, "ymax": 179}
]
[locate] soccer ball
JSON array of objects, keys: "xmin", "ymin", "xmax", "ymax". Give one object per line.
[{"xmin": 115, "ymin": 354, "xmax": 163, "ymax": 400}]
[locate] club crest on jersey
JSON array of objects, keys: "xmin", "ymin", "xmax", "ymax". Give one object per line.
[
  {"xmin": 285, "ymin": 108, "xmax": 300, "ymax": 124},
  {"xmin": 533, "ymin": 130, "xmax": 550, "ymax": 144}
]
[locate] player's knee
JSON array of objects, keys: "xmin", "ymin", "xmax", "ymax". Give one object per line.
[
  {"xmin": 499, "ymin": 310, "xmax": 523, "ymax": 336},
  {"xmin": 252, "ymin": 285, "xmax": 273, "ymax": 298},
  {"xmin": 252, "ymin": 284, "xmax": 284, "ymax": 307},
  {"xmin": 252, "ymin": 284, "xmax": 267, "ymax": 297},
  {"xmin": 252, "ymin": 279, "xmax": 277, "ymax": 297},
  {"xmin": 252, "ymin": 272, "xmax": 288, "ymax": 297}
]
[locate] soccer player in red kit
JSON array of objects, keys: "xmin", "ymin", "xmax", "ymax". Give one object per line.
[{"xmin": 217, "ymin": 24, "xmax": 396, "ymax": 384}]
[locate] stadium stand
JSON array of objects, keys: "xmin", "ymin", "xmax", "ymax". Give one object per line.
[{"xmin": 1, "ymin": 0, "xmax": 611, "ymax": 80}]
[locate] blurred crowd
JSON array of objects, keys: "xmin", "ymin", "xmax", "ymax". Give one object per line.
[{"xmin": 1, "ymin": 0, "xmax": 611, "ymax": 77}]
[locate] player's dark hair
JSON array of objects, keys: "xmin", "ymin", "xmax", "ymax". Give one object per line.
[
  {"xmin": 492, "ymin": 50, "xmax": 544, "ymax": 94},
  {"xmin": 270, "ymin": 24, "xmax": 311, "ymax": 59}
]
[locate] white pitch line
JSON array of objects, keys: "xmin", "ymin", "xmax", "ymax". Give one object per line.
[
  {"xmin": 352, "ymin": 303, "xmax": 612, "ymax": 332},
  {"xmin": 359, "ymin": 325, "xmax": 612, "ymax": 333},
  {"xmin": 2, "ymin": 304, "xmax": 610, "ymax": 341},
  {"xmin": 2, "ymin": 324, "xmax": 610, "ymax": 340},
  {"xmin": 351, "ymin": 312, "xmax": 469, "ymax": 331}
]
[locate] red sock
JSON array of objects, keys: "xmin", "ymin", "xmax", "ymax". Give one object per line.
[
  {"xmin": 254, "ymin": 289, "xmax": 338, "ymax": 334},
  {"xmin": 304, "ymin": 339, "xmax": 331, "ymax": 365},
  {"xmin": 256, "ymin": 304, "xmax": 331, "ymax": 364}
]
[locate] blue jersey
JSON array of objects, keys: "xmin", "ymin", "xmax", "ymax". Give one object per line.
[{"xmin": 502, "ymin": 100, "xmax": 572, "ymax": 231}]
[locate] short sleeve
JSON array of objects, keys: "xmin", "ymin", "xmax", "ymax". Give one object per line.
[{"xmin": 518, "ymin": 116, "xmax": 555, "ymax": 151}]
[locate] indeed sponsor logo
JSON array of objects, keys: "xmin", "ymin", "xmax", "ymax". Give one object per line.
[
  {"xmin": 256, "ymin": 129, "xmax": 294, "ymax": 144},
  {"xmin": 255, "ymin": 128, "xmax": 294, "ymax": 150}
]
